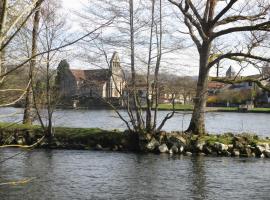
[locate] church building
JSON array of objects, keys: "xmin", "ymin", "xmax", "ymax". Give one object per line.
[{"xmin": 57, "ymin": 52, "xmax": 125, "ymax": 104}]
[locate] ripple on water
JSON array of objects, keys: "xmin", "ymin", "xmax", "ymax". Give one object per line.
[{"xmin": 0, "ymin": 149, "xmax": 270, "ymax": 200}]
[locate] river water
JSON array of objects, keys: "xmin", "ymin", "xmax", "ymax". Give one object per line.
[
  {"xmin": 1, "ymin": 108, "xmax": 270, "ymax": 199},
  {"xmin": 0, "ymin": 107, "xmax": 270, "ymax": 136},
  {"xmin": 0, "ymin": 149, "xmax": 270, "ymax": 200}
]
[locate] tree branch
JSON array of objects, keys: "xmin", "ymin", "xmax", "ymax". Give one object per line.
[
  {"xmin": 184, "ymin": 17, "xmax": 202, "ymax": 50},
  {"xmin": 0, "ymin": 18, "xmax": 114, "ymax": 78},
  {"xmin": 208, "ymin": 52, "xmax": 270, "ymax": 69},
  {"xmin": 211, "ymin": 0, "xmax": 237, "ymax": 25},
  {"xmin": 168, "ymin": 0, "xmax": 207, "ymax": 40},
  {"xmin": 211, "ymin": 77, "xmax": 270, "ymax": 93},
  {"xmin": 212, "ymin": 21, "xmax": 270, "ymax": 40}
]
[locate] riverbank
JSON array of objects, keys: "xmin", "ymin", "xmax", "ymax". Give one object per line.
[
  {"xmin": 1, "ymin": 123, "xmax": 270, "ymax": 158},
  {"xmin": 158, "ymin": 104, "xmax": 270, "ymax": 113}
]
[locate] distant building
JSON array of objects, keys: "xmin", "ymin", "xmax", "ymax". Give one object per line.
[
  {"xmin": 207, "ymin": 66, "xmax": 270, "ymax": 106},
  {"xmin": 262, "ymin": 66, "xmax": 270, "ymax": 78},
  {"xmin": 208, "ymin": 81, "xmax": 226, "ymax": 95},
  {"xmin": 226, "ymin": 66, "xmax": 236, "ymax": 78},
  {"xmin": 57, "ymin": 52, "xmax": 125, "ymax": 104}
]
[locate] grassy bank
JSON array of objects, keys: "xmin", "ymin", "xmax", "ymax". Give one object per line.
[
  {"xmin": 157, "ymin": 104, "xmax": 270, "ymax": 113},
  {"xmin": 158, "ymin": 104, "xmax": 194, "ymax": 111},
  {"xmin": 1, "ymin": 122, "xmax": 270, "ymax": 158},
  {"xmin": 1, "ymin": 122, "xmax": 269, "ymax": 147},
  {"xmin": 0, "ymin": 122, "xmax": 133, "ymax": 150}
]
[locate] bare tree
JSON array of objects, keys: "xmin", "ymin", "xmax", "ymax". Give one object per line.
[
  {"xmin": 77, "ymin": 0, "xmax": 183, "ymax": 142},
  {"xmin": 32, "ymin": 0, "xmax": 68, "ymax": 139},
  {"xmin": 23, "ymin": 0, "xmax": 42, "ymax": 125},
  {"xmin": 169, "ymin": 0, "xmax": 270, "ymax": 135}
]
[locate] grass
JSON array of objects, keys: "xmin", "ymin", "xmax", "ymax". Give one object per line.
[
  {"xmin": 157, "ymin": 104, "xmax": 270, "ymax": 113},
  {"xmin": 210, "ymin": 107, "xmax": 238, "ymax": 112},
  {"xmin": 1, "ymin": 122, "xmax": 270, "ymax": 148},
  {"xmin": 250, "ymin": 107, "xmax": 270, "ymax": 113},
  {"xmin": 0, "ymin": 122, "xmax": 126, "ymax": 147},
  {"xmin": 197, "ymin": 133, "xmax": 270, "ymax": 146},
  {"xmin": 157, "ymin": 104, "xmax": 194, "ymax": 111}
]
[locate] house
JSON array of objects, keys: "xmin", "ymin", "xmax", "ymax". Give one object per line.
[
  {"xmin": 207, "ymin": 66, "xmax": 270, "ymax": 106},
  {"xmin": 57, "ymin": 52, "xmax": 125, "ymax": 106},
  {"xmin": 123, "ymin": 75, "xmax": 195, "ymax": 105}
]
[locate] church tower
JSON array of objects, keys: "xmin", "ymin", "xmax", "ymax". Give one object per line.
[
  {"xmin": 108, "ymin": 52, "xmax": 124, "ymax": 98},
  {"xmin": 226, "ymin": 66, "xmax": 236, "ymax": 78}
]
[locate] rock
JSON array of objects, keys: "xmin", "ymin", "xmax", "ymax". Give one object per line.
[
  {"xmin": 118, "ymin": 145, "xmax": 123, "ymax": 150},
  {"xmin": 203, "ymin": 146, "xmax": 212, "ymax": 154},
  {"xmin": 255, "ymin": 145, "xmax": 266, "ymax": 156},
  {"xmin": 168, "ymin": 135, "xmax": 187, "ymax": 147},
  {"xmin": 120, "ymin": 139, "xmax": 128, "ymax": 146},
  {"xmin": 157, "ymin": 131, "xmax": 166, "ymax": 143},
  {"xmin": 241, "ymin": 147, "xmax": 252, "ymax": 157},
  {"xmin": 146, "ymin": 138, "xmax": 160, "ymax": 151},
  {"xmin": 145, "ymin": 133, "xmax": 152, "ymax": 141},
  {"xmin": 261, "ymin": 143, "xmax": 270, "ymax": 151},
  {"xmin": 95, "ymin": 144, "xmax": 103, "ymax": 150},
  {"xmin": 199, "ymin": 152, "xmax": 206, "ymax": 156},
  {"xmin": 55, "ymin": 141, "xmax": 62, "ymax": 148},
  {"xmin": 260, "ymin": 153, "xmax": 265, "ymax": 158},
  {"xmin": 112, "ymin": 145, "xmax": 118, "ymax": 151},
  {"xmin": 170, "ymin": 145, "xmax": 179, "ymax": 154},
  {"xmin": 159, "ymin": 144, "xmax": 169, "ymax": 153},
  {"xmin": 185, "ymin": 152, "xmax": 192, "ymax": 156},
  {"xmin": 5, "ymin": 135, "xmax": 15, "ymax": 145},
  {"xmin": 223, "ymin": 151, "xmax": 231, "ymax": 157},
  {"xmin": 169, "ymin": 149, "xmax": 173, "ymax": 154},
  {"xmin": 232, "ymin": 149, "xmax": 240, "ymax": 156},
  {"xmin": 264, "ymin": 150, "xmax": 270, "ymax": 158},
  {"xmin": 214, "ymin": 142, "xmax": 228, "ymax": 151},
  {"xmin": 196, "ymin": 141, "xmax": 205, "ymax": 151},
  {"xmin": 179, "ymin": 145, "xmax": 185, "ymax": 153},
  {"xmin": 233, "ymin": 136, "xmax": 248, "ymax": 149},
  {"xmin": 16, "ymin": 136, "xmax": 26, "ymax": 145}
]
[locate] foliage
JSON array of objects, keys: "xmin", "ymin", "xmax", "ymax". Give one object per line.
[{"xmin": 216, "ymin": 89, "xmax": 252, "ymax": 104}]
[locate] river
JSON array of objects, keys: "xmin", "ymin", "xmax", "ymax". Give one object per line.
[
  {"xmin": 1, "ymin": 108, "xmax": 270, "ymax": 199},
  {"xmin": 0, "ymin": 107, "xmax": 270, "ymax": 136},
  {"xmin": 0, "ymin": 149, "xmax": 270, "ymax": 200}
]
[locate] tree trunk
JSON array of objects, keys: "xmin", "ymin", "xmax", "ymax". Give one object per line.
[
  {"xmin": 23, "ymin": 5, "xmax": 40, "ymax": 125},
  {"xmin": 186, "ymin": 42, "xmax": 211, "ymax": 135},
  {"xmin": 0, "ymin": 0, "xmax": 7, "ymax": 81},
  {"xmin": 46, "ymin": 52, "xmax": 53, "ymax": 139}
]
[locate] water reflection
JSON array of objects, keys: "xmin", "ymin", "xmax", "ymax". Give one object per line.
[{"xmin": 190, "ymin": 156, "xmax": 207, "ymax": 200}]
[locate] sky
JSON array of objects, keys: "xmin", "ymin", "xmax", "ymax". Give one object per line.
[{"xmin": 61, "ymin": 0, "xmax": 266, "ymax": 77}]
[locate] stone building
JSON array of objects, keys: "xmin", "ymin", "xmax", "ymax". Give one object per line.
[{"xmin": 57, "ymin": 52, "xmax": 125, "ymax": 105}]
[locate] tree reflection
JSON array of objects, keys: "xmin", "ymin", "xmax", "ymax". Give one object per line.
[{"xmin": 190, "ymin": 156, "xmax": 208, "ymax": 200}]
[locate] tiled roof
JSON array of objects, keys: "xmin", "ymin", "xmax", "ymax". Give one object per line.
[
  {"xmin": 70, "ymin": 69, "xmax": 110, "ymax": 83},
  {"xmin": 208, "ymin": 81, "xmax": 226, "ymax": 89}
]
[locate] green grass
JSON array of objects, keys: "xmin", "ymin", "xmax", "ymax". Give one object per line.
[
  {"xmin": 212, "ymin": 107, "xmax": 238, "ymax": 112},
  {"xmin": 250, "ymin": 107, "xmax": 270, "ymax": 113},
  {"xmin": 156, "ymin": 104, "xmax": 270, "ymax": 113},
  {"xmin": 0, "ymin": 122, "xmax": 125, "ymax": 146},
  {"xmin": 197, "ymin": 133, "xmax": 270, "ymax": 146},
  {"xmin": 157, "ymin": 104, "xmax": 194, "ymax": 111},
  {"xmin": 194, "ymin": 133, "xmax": 234, "ymax": 145}
]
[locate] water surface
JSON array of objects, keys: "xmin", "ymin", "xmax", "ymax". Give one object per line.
[
  {"xmin": 0, "ymin": 149, "xmax": 270, "ymax": 200},
  {"xmin": 0, "ymin": 107, "xmax": 270, "ymax": 136}
]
